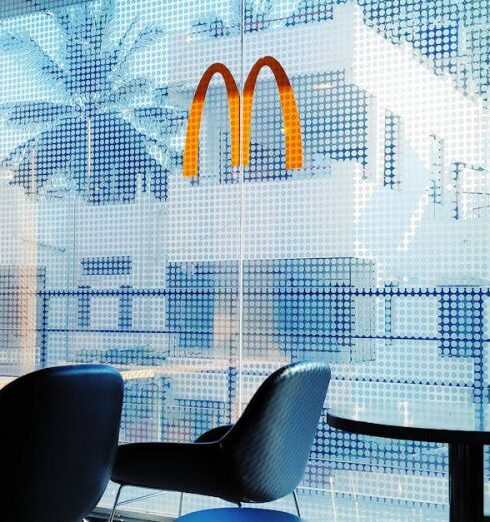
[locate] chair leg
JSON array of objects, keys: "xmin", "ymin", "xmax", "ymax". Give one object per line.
[
  {"xmin": 292, "ymin": 490, "xmax": 301, "ymax": 517},
  {"xmin": 178, "ymin": 492, "xmax": 185, "ymax": 517},
  {"xmin": 108, "ymin": 484, "xmax": 124, "ymax": 522}
]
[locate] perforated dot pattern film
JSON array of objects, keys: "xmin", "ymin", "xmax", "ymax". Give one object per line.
[{"xmin": 0, "ymin": 0, "xmax": 488, "ymax": 518}]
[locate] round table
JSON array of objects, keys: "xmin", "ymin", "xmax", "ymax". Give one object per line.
[
  {"xmin": 178, "ymin": 508, "xmax": 300, "ymax": 521},
  {"xmin": 327, "ymin": 400, "xmax": 490, "ymax": 522}
]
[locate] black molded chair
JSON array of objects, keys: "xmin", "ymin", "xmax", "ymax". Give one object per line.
[
  {"xmin": 0, "ymin": 364, "xmax": 124, "ymax": 522},
  {"xmin": 110, "ymin": 362, "xmax": 330, "ymax": 521}
]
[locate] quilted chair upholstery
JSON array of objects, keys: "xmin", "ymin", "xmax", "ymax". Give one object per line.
[{"xmin": 111, "ymin": 361, "xmax": 331, "ymax": 508}]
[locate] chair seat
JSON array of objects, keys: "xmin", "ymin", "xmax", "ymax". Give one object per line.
[{"xmin": 178, "ymin": 508, "xmax": 301, "ymax": 522}]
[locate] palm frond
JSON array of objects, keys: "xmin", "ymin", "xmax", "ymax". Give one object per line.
[
  {"xmin": 1, "ymin": 140, "xmax": 36, "ymax": 192},
  {"xmin": 97, "ymin": 0, "xmax": 118, "ymax": 56},
  {"xmin": 0, "ymin": 31, "xmax": 66, "ymax": 86},
  {"xmin": 53, "ymin": 9, "xmax": 71, "ymax": 37},
  {"xmin": 109, "ymin": 18, "xmax": 138, "ymax": 60},
  {"xmin": 2, "ymin": 119, "xmax": 82, "ymax": 191},
  {"xmin": 0, "ymin": 102, "xmax": 74, "ymax": 127},
  {"xmin": 133, "ymin": 106, "xmax": 187, "ymax": 138},
  {"xmin": 129, "ymin": 26, "xmax": 165, "ymax": 54},
  {"xmin": 62, "ymin": 3, "xmax": 109, "ymax": 57},
  {"xmin": 102, "ymin": 77, "xmax": 152, "ymax": 109},
  {"xmin": 112, "ymin": 25, "xmax": 164, "ymax": 77},
  {"xmin": 90, "ymin": 0, "xmax": 117, "ymax": 55},
  {"xmin": 0, "ymin": 138, "xmax": 34, "ymax": 168},
  {"xmin": 68, "ymin": 4, "xmax": 93, "ymax": 35},
  {"xmin": 97, "ymin": 0, "xmax": 116, "ymax": 36}
]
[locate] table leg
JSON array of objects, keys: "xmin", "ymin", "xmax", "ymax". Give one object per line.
[{"xmin": 449, "ymin": 442, "xmax": 484, "ymax": 522}]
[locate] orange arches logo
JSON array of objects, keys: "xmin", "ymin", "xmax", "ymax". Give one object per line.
[
  {"xmin": 183, "ymin": 56, "xmax": 303, "ymax": 178},
  {"xmin": 242, "ymin": 57, "xmax": 302, "ymax": 170}
]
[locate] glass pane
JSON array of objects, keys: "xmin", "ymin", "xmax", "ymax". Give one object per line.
[
  {"xmin": 0, "ymin": 0, "xmax": 242, "ymax": 518},
  {"xmin": 241, "ymin": 0, "xmax": 489, "ymax": 520}
]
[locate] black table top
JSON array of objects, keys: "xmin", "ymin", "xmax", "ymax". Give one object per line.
[{"xmin": 327, "ymin": 400, "xmax": 490, "ymax": 444}]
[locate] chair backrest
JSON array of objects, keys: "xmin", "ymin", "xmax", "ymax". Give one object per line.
[
  {"xmin": 222, "ymin": 362, "xmax": 331, "ymax": 503},
  {"xmin": 0, "ymin": 364, "xmax": 124, "ymax": 522}
]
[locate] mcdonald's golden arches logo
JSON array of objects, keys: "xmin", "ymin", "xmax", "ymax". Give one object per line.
[{"xmin": 183, "ymin": 56, "xmax": 303, "ymax": 178}]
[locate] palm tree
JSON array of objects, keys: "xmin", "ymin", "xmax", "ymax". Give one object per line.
[{"xmin": 0, "ymin": 0, "xmax": 186, "ymax": 203}]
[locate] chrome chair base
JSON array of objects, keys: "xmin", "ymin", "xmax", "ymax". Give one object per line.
[{"xmin": 108, "ymin": 485, "xmax": 124, "ymax": 522}]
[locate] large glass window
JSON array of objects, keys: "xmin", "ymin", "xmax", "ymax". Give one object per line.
[{"xmin": 0, "ymin": 0, "xmax": 488, "ymax": 519}]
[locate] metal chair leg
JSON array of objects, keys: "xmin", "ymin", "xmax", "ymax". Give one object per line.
[
  {"xmin": 292, "ymin": 490, "xmax": 301, "ymax": 517},
  {"xmin": 178, "ymin": 492, "xmax": 185, "ymax": 517},
  {"xmin": 108, "ymin": 484, "xmax": 124, "ymax": 522}
]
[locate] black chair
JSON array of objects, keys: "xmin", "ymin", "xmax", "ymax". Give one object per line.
[
  {"xmin": 0, "ymin": 364, "xmax": 124, "ymax": 522},
  {"xmin": 110, "ymin": 361, "xmax": 331, "ymax": 521}
]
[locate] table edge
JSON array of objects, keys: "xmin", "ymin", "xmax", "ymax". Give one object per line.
[{"xmin": 327, "ymin": 412, "xmax": 490, "ymax": 445}]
